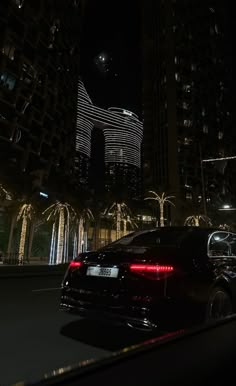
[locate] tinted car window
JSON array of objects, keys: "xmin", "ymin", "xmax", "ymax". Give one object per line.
[
  {"xmin": 208, "ymin": 232, "xmax": 236, "ymax": 257},
  {"xmin": 230, "ymin": 234, "xmax": 236, "ymax": 256}
]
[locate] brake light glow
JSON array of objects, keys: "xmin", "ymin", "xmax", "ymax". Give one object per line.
[
  {"xmin": 69, "ymin": 261, "xmax": 82, "ymax": 268},
  {"xmin": 130, "ymin": 264, "xmax": 174, "ymax": 273}
]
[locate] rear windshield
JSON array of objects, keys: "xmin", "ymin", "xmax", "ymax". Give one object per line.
[{"xmin": 108, "ymin": 229, "xmax": 188, "ymax": 248}]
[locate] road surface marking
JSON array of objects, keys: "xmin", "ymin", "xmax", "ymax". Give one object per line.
[{"xmin": 32, "ymin": 287, "xmax": 61, "ymax": 292}]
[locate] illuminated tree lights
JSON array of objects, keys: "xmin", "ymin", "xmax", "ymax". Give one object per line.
[
  {"xmin": 0, "ymin": 184, "xmax": 12, "ymax": 201},
  {"xmin": 17, "ymin": 203, "xmax": 34, "ymax": 265},
  {"xmin": 184, "ymin": 214, "xmax": 212, "ymax": 227},
  {"xmin": 43, "ymin": 202, "xmax": 76, "ymax": 265},
  {"xmin": 73, "ymin": 208, "xmax": 94, "ymax": 257},
  {"xmin": 144, "ymin": 191, "xmax": 175, "ymax": 227},
  {"xmin": 104, "ymin": 202, "xmax": 137, "ymax": 240}
]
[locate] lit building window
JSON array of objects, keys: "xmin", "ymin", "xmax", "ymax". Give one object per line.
[
  {"xmin": 175, "ymin": 73, "xmax": 180, "ymax": 81},
  {"xmin": 198, "ymin": 195, "xmax": 202, "ymax": 202},
  {"xmin": 186, "ymin": 192, "xmax": 192, "ymax": 200},
  {"xmin": 183, "ymin": 137, "xmax": 192, "ymax": 145},
  {"xmin": 183, "ymin": 84, "xmax": 191, "ymax": 92},
  {"xmin": 15, "ymin": 0, "xmax": 24, "ymax": 8},
  {"xmin": 1, "ymin": 45, "xmax": 15, "ymax": 60},
  {"xmin": 183, "ymin": 120, "xmax": 192, "ymax": 128}
]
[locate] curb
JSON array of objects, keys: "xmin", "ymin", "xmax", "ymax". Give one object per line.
[{"xmin": 0, "ymin": 264, "xmax": 68, "ymax": 278}]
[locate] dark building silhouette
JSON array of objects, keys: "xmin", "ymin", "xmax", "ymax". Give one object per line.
[
  {"xmin": 0, "ymin": 0, "xmax": 85, "ymax": 198},
  {"xmin": 142, "ymin": 0, "xmax": 234, "ymax": 223},
  {"xmin": 89, "ymin": 127, "xmax": 105, "ymax": 196}
]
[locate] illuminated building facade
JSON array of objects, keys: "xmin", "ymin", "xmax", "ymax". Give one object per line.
[
  {"xmin": 76, "ymin": 80, "xmax": 143, "ymax": 198},
  {"xmin": 142, "ymin": 0, "xmax": 234, "ymax": 223},
  {"xmin": 0, "ymin": 0, "xmax": 84, "ymax": 197},
  {"xmin": 76, "ymin": 80, "xmax": 94, "ymax": 187}
]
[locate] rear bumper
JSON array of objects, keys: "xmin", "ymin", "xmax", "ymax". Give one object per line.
[
  {"xmin": 60, "ymin": 301, "xmax": 158, "ymax": 330},
  {"xmin": 60, "ymin": 288, "xmax": 188, "ymax": 330}
]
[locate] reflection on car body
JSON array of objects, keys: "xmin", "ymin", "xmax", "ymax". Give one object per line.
[{"xmin": 60, "ymin": 227, "xmax": 236, "ymax": 331}]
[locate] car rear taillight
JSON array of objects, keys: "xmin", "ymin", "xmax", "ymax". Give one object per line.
[
  {"xmin": 129, "ymin": 263, "xmax": 174, "ymax": 280},
  {"xmin": 69, "ymin": 261, "xmax": 82, "ymax": 269}
]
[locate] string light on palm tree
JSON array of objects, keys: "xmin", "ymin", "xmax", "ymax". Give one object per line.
[
  {"xmin": 144, "ymin": 191, "xmax": 175, "ymax": 227},
  {"xmin": 0, "ymin": 184, "xmax": 12, "ymax": 201},
  {"xmin": 74, "ymin": 208, "xmax": 94, "ymax": 257},
  {"xmin": 17, "ymin": 203, "xmax": 34, "ymax": 265},
  {"xmin": 184, "ymin": 214, "xmax": 212, "ymax": 227},
  {"xmin": 104, "ymin": 202, "xmax": 136, "ymax": 240},
  {"xmin": 43, "ymin": 201, "xmax": 76, "ymax": 265},
  {"xmin": 123, "ymin": 214, "xmax": 137, "ymax": 235}
]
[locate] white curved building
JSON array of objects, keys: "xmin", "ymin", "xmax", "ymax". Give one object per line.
[
  {"xmin": 104, "ymin": 107, "xmax": 143, "ymax": 168},
  {"xmin": 76, "ymin": 80, "xmax": 143, "ymax": 196}
]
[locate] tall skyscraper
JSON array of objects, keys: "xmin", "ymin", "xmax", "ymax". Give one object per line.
[
  {"xmin": 142, "ymin": 0, "xmax": 234, "ymax": 224},
  {"xmin": 76, "ymin": 81, "xmax": 143, "ymax": 199},
  {"xmin": 0, "ymin": 0, "xmax": 84, "ymax": 197},
  {"xmin": 103, "ymin": 107, "xmax": 143, "ymax": 199}
]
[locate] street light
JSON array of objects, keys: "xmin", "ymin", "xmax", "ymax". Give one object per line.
[
  {"xmin": 218, "ymin": 205, "xmax": 236, "ymax": 211},
  {"xmin": 200, "ymin": 155, "xmax": 236, "ymax": 216}
]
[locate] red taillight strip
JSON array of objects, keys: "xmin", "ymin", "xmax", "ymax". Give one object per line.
[
  {"xmin": 69, "ymin": 261, "xmax": 82, "ymax": 268},
  {"xmin": 129, "ymin": 264, "xmax": 174, "ymax": 273}
]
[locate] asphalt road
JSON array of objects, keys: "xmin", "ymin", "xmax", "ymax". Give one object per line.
[{"xmin": 0, "ymin": 273, "xmax": 159, "ymax": 386}]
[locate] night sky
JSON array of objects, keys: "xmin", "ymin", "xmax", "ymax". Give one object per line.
[{"xmin": 80, "ymin": 0, "xmax": 142, "ymax": 117}]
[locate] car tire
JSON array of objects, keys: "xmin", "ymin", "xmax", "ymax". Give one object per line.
[{"xmin": 206, "ymin": 287, "xmax": 232, "ymax": 322}]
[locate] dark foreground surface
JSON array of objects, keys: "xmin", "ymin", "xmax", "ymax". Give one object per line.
[{"xmin": 0, "ymin": 272, "xmax": 162, "ymax": 386}]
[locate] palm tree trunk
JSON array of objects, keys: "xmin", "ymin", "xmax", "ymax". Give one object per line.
[
  {"xmin": 49, "ymin": 222, "xmax": 56, "ymax": 265},
  {"xmin": 56, "ymin": 208, "xmax": 64, "ymax": 264},
  {"xmin": 78, "ymin": 218, "xmax": 84, "ymax": 254},
  {"xmin": 116, "ymin": 205, "xmax": 121, "ymax": 239},
  {"xmin": 123, "ymin": 219, "xmax": 127, "ymax": 236},
  {"xmin": 18, "ymin": 216, "xmax": 27, "ymax": 264},
  {"xmin": 160, "ymin": 203, "xmax": 164, "ymax": 227}
]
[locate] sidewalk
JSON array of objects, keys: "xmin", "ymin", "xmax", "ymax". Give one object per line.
[{"xmin": 0, "ymin": 258, "xmax": 49, "ymax": 266}]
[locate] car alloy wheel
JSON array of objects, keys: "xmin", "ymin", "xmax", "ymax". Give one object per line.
[{"xmin": 206, "ymin": 287, "xmax": 232, "ymax": 321}]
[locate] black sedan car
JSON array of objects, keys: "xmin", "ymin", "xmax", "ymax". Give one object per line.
[{"xmin": 60, "ymin": 227, "xmax": 236, "ymax": 330}]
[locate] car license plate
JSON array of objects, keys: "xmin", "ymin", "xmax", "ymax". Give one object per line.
[{"xmin": 86, "ymin": 266, "xmax": 119, "ymax": 278}]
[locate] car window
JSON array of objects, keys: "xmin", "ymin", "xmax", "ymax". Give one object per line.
[{"xmin": 208, "ymin": 232, "xmax": 236, "ymax": 257}]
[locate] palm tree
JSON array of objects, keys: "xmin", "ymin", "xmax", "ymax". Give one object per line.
[
  {"xmin": 144, "ymin": 191, "xmax": 175, "ymax": 227},
  {"xmin": 184, "ymin": 214, "xmax": 212, "ymax": 227},
  {"xmin": 43, "ymin": 201, "xmax": 77, "ymax": 265},
  {"xmin": 104, "ymin": 202, "xmax": 137, "ymax": 240},
  {"xmin": 17, "ymin": 203, "xmax": 34, "ymax": 264},
  {"xmin": 74, "ymin": 208, "xmax": 94, "ymax": 257}
]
